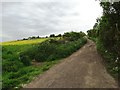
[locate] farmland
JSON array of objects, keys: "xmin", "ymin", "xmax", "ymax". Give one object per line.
[{"xmin": 1, "ymin": 38, "xmax": 47, "ymax": 45}]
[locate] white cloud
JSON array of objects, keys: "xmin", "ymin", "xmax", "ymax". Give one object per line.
[{"xmin": 1, "ymin": 0, "xmax": 103, "ymax": 41}]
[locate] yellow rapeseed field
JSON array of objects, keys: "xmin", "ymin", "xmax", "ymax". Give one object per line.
[{"xmin": 1, "ymin": 38, "xmax": 47, "ymax": 45}]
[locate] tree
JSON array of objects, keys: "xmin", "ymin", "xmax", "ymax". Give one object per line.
[
  {"xmin": 46, "ymin": 36, "xmax": 48, "ymax": 38},
  {"xmin": 50, "ymin": 34, "xmax": 55, "ymax": 37},
  {"xmin": 99, "ymin": 1, "xmax": 120, "ymax": 54},
  {"xmin": 57, "ymin": 34, "xmax": 62, "ymax": 37},
  {"xmin": 63, "ymin": 31, "xmax": 80, "ymax": 41},
  {"xmin": 37, "ymin": 36, "xmax": 40, "ymax": 38}
]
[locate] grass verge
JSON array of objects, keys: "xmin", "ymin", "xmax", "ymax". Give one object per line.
[
  {"xmin": 88, "ymin": 36, "xmax": 119, "ymax": 84},
  {"xmin": 96, "ymin": 39, "xmax": 119, "ymax": 82}
]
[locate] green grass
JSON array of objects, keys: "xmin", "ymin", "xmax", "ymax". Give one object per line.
[
  {"xmin": 2, "ymin": 35, "xmax": 87, "ymax": 90},
  {"xmin": 2, "ymin": 44, "xmax": 60, "ymax": 89},
  {"xmin": 2, "ymin": 38, "xmax": 48, "ymax": 89},
  {"xmin": 3, "ymin": 60, "xmax": 59, "ymax": 89}
]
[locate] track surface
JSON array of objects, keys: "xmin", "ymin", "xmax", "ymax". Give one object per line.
[{"xmin": 24, "ymin": 39, "xmax": 118, "ymax": 88}]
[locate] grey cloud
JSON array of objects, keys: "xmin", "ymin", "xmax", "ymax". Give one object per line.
[
  {"xmin": 2, "ymin": 1, "xmax": 71, "ymax": 41},
  {"xmin": 1, "ymin": 0, "xmax": 102, "ymax": 41}
]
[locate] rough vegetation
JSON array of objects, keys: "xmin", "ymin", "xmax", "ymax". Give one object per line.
[
  {"xmin": 2, "ymin": 31, "xmax": 86, "ymax": 90},
  {"xmin": 87, "ymin": 1, "xmax": 120, "ymax": 83}
]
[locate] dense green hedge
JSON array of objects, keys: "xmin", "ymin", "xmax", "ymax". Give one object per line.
[
  {"xmin": 20, "ymin": 38, "xmax": 87, "ymax": 64},
  {"xmin": 97, "ymin": 39, "xmax": 119, "ymax": 78}
]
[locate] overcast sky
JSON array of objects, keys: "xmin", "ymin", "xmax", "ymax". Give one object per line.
[{"xmin": 1, "ymin": 0, "xmax": 103, "ymax": 42}]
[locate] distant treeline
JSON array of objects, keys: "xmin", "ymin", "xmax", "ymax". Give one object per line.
[{"xmin": 18, "ymin": 31, "xmax": 86, "ymax": 41}]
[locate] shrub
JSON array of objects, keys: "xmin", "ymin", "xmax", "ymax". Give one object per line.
[
  {"xmin": 97, "ymin": 39, "xmax": 119, "ymax": 78},
  {"xmin": 21, "ymin": 37, "xmax": 87, "ymax": 62},
  {"xmin": 2, "ymin": 32, "xmax": 87, "ymax": 89},
  {"xmin": 19, "ymin": 55, "xmax": 31, "ymax": 66},
  {"xmin": 3, "ymin": 78, "xmax": 20, "ymax": 90},
  {"xmin": 35, "ymin": 42, "xmax": 57, "ymax": 62},
  {"xmin": 63, "ymin": 31, "xmax": 81, "ymax": 41},
  {"xmin": 3, "ymin": 60, "xmax": 24, "ymax": 72}
]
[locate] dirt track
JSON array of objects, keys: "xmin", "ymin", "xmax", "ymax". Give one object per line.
[{"xmin": 24, "ymin": 39, "xmax": 118, "ymax": 88}]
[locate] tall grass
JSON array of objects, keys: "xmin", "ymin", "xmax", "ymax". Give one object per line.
[
  {"xmin": 2, "ymin": 38, "xmax": 48, "ymax": 89},
  {"xmin": 20, "ymin": 38, "xmax": 87, "ymax": 63},
  {"xmin": 2, "ymin": 33, "xmax": 87, "ymax": 89},
  {"xmin": 96, "ymin": 39, "xmax": 119, "ymax": 79}
]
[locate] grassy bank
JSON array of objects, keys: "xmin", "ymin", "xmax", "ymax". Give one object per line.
[
  {"xmin": 2, "ymin": 32, "xmax": 87, "ymax": 90},
  {"xmin": 2, "ymin": 39, "xmax": 47, "ymax": 89},
  {"xmin": 88, "ymin": 36, "xmax": 119, "ymax": 81},
  {"xmin": 3, "ymin": 60, "xmax": 59, "ymax": 89},
  {"xmin": 96, "ymin": 39, "xmax": 119, "ymax": 79}
]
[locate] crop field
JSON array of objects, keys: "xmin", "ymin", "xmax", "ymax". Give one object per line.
[{"xmin": 1, "ymin": 38, "xmax": 47, "ymax": 45}]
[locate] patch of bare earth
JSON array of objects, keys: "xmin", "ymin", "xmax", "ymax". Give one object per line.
[
  {"xmin": 23, "ymin": 39, "xmax": 118, "ymax": 88},
  {"xmin": 31, "ymin": 60, "xmax": 43, "ymax": 67}
]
